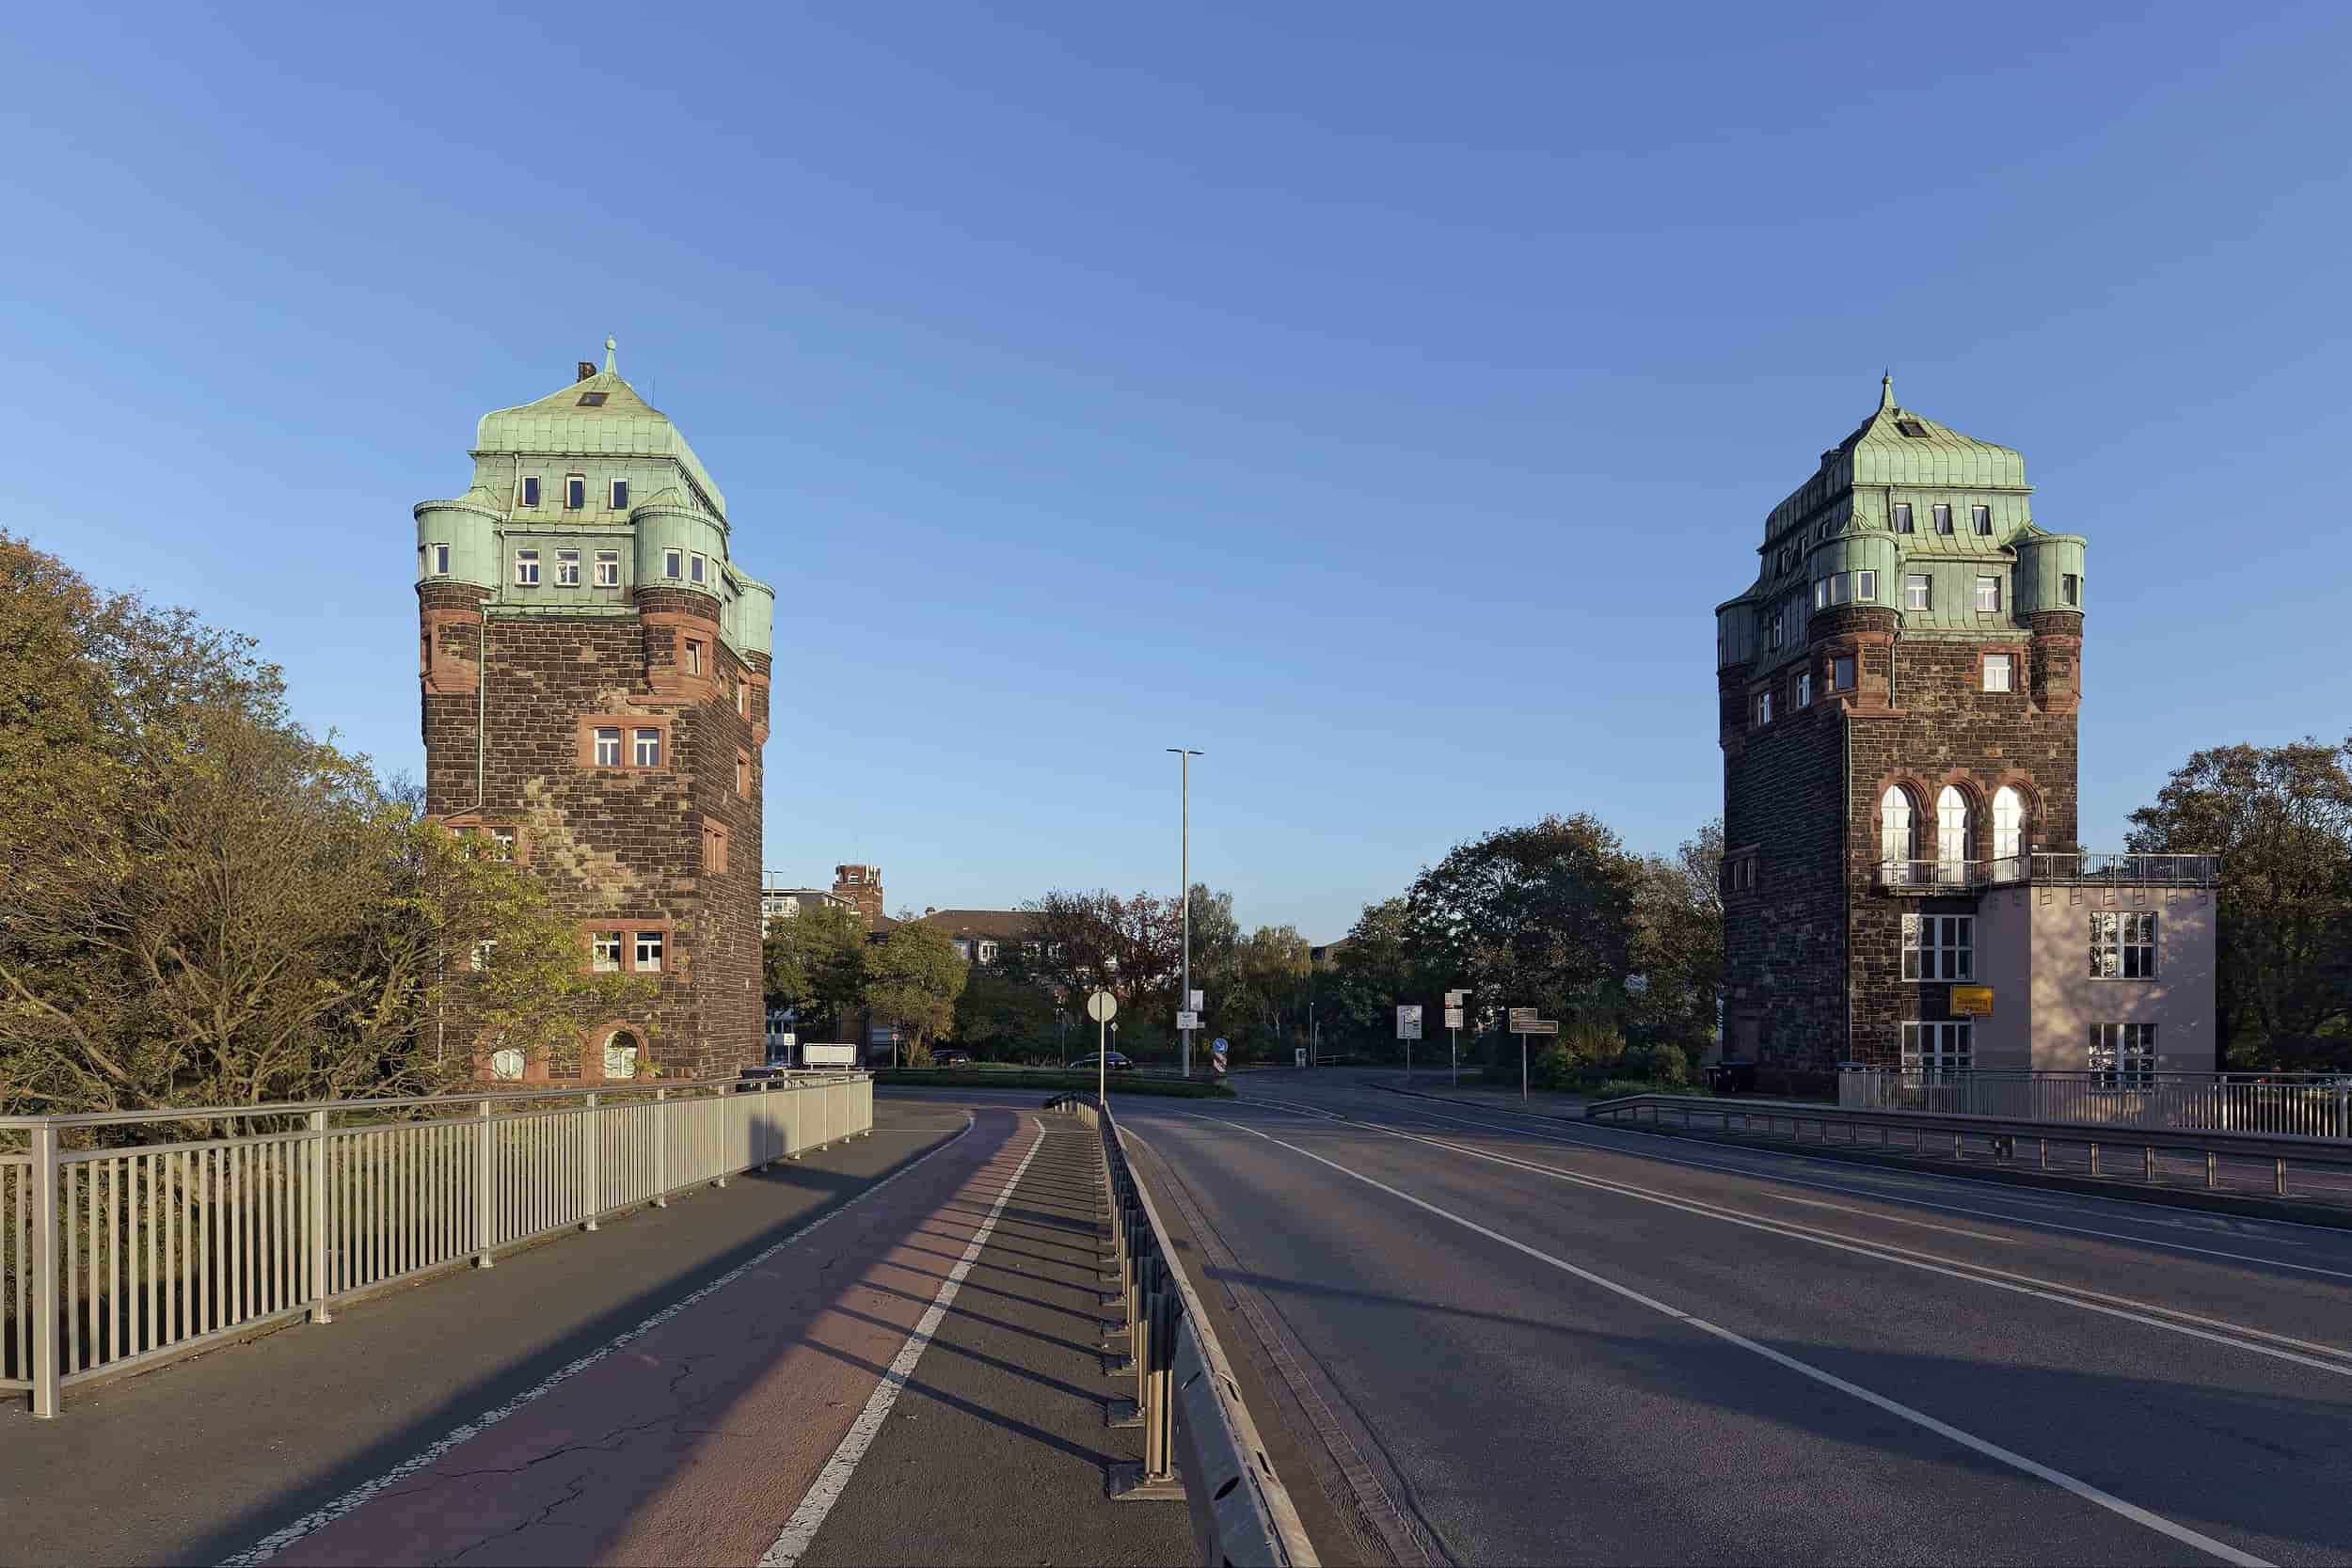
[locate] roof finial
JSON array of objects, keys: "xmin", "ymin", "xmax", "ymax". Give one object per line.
[
  {"xmin": 604, "ymin": 335, "xmax": 617, "ymax": 375},
  {"xmin": 1880, "ymin": 369, "xmax": 1894, "ymax": 412}
]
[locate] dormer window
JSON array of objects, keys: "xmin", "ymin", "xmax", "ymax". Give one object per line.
[
  {"xmin": 556, "ymin": 548, "xmax": 580, "ymax": 586},
  {"xmin": 611, "ymin": 479, "xmax": 629, "ymax": 509},
  {"xmin": 1756, "ymin": 691, "xmax": 1773, "ymax": 725},
  {"xmin": 520, "ymin": 476, "xmax": 541, "ymax": 508},
  {"xmin": 564, "ymin": 475, "xmax": 586, "ymax": 510},
  {"xmin": 1897, "ymin": 420, "xmax": 1931, "ymax": 438},
  {"xmin": 429, "ymin": 543, "xmax": 451, "ymax": 577},
  {"xmin": 1933, "ymin": 504, "xmax": 1953, "ymax": 535},
  {"xmin": 1971, "ymin": 505, "xmax": 1992, "ymax": 535},
  {"xmin": 1892, "ymin": 502, "xmax": 1914, "ymax": 533},
  {"xmin": 595, "ymin": 549, "xmax": 620, "ymax": 587},
  {"xmin": 1777, "ymin": 546, "xmax": 1792, "ymax": 573}
]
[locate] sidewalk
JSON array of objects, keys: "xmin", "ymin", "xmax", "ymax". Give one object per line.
[{"xmin": 0, "ymin": 1102, "xmax": 1192, "ymax": 1567}]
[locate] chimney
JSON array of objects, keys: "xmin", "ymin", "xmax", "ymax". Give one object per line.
[
  {"xmin": 924, "ymin": 907, "xmax": 936, "ymax": 918},
  {"xmin": 576, "ymin": 360, "xmax": 597, "ymax": 382}
]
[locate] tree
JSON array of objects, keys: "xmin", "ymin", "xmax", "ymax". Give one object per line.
[
  {"xmin": 2128, "ymin": 740, "xmax": 2352, "ymax": 1068},
  {"xmin": 866, "ymin": 921, "xmax": 968, "ymax": 1064},
  {"xmin": 763, "ymin": 902, "xmax": 869, "ymax": 1041},
  {"xmin": 1628, "ymin": 819, "xmax": 1724, "ymax": 1069},
  {"xmin": 952, "ymin": 966, "xmax": 1058, "ymax": 1057},
  {"xmin": 1220, "ymin": 926, "xmax": 1311, "ymax": 1059}
]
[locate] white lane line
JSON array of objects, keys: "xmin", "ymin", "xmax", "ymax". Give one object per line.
[
  {"xmin": 1756, "ymin": 1192, "xmax": 2017, "ymax": 1243},
  {"xmin": 760, "ymin": 1117, "xmax": 1048, "ymax": 1568},
  {"xmin": 1198, "ymin": 1112, "xmax": 2275, "ymax": 1568},
  {"xmin": 217, "ymin": 1115, "xmax": 977, "ymax": 1568},
  {"xmin": 1323, "ymin": 1093, "xmax": 2352, "ymax": 1281},
  {"xmin": 1245, "ymin": 1098, "xmax": 2352, "ymax": 1372}
]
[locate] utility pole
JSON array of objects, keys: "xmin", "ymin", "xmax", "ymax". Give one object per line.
[{"xmin": 1168, "ymin": 747, "xmax": 1202, "ymax": 1078}]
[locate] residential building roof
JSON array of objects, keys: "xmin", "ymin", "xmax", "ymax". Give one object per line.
[
  {"xmin": 916, "ymin": 909, "xmax": 1038, "ymax": 942},
  {"xmin": 473, "ymin": 339, "xmax": 728, "ymax": 519}
]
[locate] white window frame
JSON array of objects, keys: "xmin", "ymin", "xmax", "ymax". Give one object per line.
[
  {"xmin": 684, "ymin": 639, "xmax": 704, "ymax": 676},
  {"xmin": 2090, "ymin": 911, "xmax": 2157, "ymax": 980},
  {"xmin": 593, "ymin": 726, "xmax": 622, "ymax": 767},
  {"xmin": 1892, "ymin": 501, "xmax": 1914, "ymax": 533},
  {"xmin": 1756, "ymin": 690, "xmax": 1772, "ymax": 725},
  {"xmin": 1975, "ymin": 575, "xmax": 2002, "ymax": 613},
  {"xmin": 519, "ymin": 475, "xmax": 541, "ymax": 509},
  {"xmin": 1905, "ymin": 573, "xmax": 1931, "ymax": 610},
  {"xmin": 663, "ymin": 548, "xmax": 683, "ymax": 578},
  {"xmin": 610, "ymin": 478, "xmax": 629, "ymax": 510},
  {"xmin": 634, "ymin": 931, "xmax": 664, "ymax": 973},
  {"xmin": 1993, "ymin": 785, "xmax": 2025, "ymax": 878},
  {"xmin": 1827, "ymin": 574, "xmax": 1849, "ymax": 606},
  {"xmin": 429, "ymin": 543, "xmax": 451, "ymax": 577},
  {"xmin": 632, "ymin": 727, "xmax": 662, "ymax": 768},
  {"xmin": 1855, "ymin": 568, "xmax": 1876, "ymax": 601},
  {"xmin": 594, "ymin": 549, "xmax": 620, "ymax": 587},
  {"xmin": 1815, "ymin": 579, "xmax": 1828, "ymax": 610},
  {"xmin": 1796, "ymin": 671, "xmax": 1812, "ymax": 707},
  {"xmin": 1972, "ymin": 504, "xmax": 1992, "ymax": 535},
  {"xmin": 513, "ymin": 549, "xmax": 539, "ymax": 586},
  {"xmin": 1902, "ymin": 913, "xmax": 1975, "ymax": 981},
  {"xmin": 591, "ymin": 931, "xmax": 623, "ymax": 973},
  {"xmin": 2090, "ymin": 1022, "xmax": 2157, "ymax": 1085},
  {"xmin": 1933, "ymin": 503, "xmax": 1953, "ymax": 535},
  {"xmin": 564, "ymin": 474, "xmax": 586, "ymax": 510},
  {"xmin": 555, "ymin": 548, "xmax": 580, "ymax": 587},
  {"xmin": 1901, "ymin": 1021, "xmax": 1974, "ymax": 1073},
  {"xmin": 488, "ymin": 1048, "xmax": 525, "ymax": 1081},
  {"xmin": 488, "ymin": 826, "xmax": 516, "ymax": 861},
  {"xmin": 1983, "ymin": 653, "xmax": 2012, "ymax": 692},
  {"xmin": 691, "ymin": 552, "xmax": 707, "ymax": 586},
  {"xmin": 977, "ymin": 941, "xmax": 998, "ymax": 963}
]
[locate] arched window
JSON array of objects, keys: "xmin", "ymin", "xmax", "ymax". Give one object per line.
[
  {"xmin": 1937, "ymin": 786, "xmax": 1973, "ymax": 886},
  {"xmin": 1880, "ymin": 786, "xmax": 1918, "ymax": 883},
  {"xmin": 603, "ymin": 1029, "xmax": 642, "ymax": 1083},
  {"xmin": 1992, "ymin": 786, "xmax": 2025, "ymax": 882},
  {"xmin": 488, "ymin": 1048, "xmax": 525, "ymax": 1082}
]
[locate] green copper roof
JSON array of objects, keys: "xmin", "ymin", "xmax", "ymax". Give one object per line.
[
  {"xmin": 1763, "ymin": 375, "xmax": 2027, "ymax": 542},
  {"xmin": 474, "ymin": 340, "xmax": 727, "ymax": 518}
]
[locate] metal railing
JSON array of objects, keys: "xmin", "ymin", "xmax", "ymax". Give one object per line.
[
  {"xmin": 0, "ymin": 1072, "xmax": 872, "ymax": 1418},
  {"xmin": 1589, "ymin": 1092, "xmax": 2352, "ymax": 1205},
  {"xmin": 1839, "ymin": 1069, "xmax": 2352, "ymax": 1140},
  {"xmin": 1053, "ymin": 1093, "xmax": 1316, "ymax": 1568},
  {"xmin": 1875, "ymin": 851, "xmax": 2220, "ymax": 892}
]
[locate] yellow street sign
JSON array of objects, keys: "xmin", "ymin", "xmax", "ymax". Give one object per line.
[{"xmin": 1950, "ymin": 985, "xmax": 1994, "ymax": 1017}]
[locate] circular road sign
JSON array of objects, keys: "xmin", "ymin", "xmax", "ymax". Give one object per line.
[{"xmin": 1086, "ymin": 990, "xmax": 1118, "ymax": 1023}]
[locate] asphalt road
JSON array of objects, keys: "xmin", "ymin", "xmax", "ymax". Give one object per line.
[{"xmin": 1102, "ymin": 1070, "xmax": 2352, "ymax": 1568}]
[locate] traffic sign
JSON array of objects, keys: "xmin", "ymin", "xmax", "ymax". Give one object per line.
[
  {"xmin": 1443, "ymin": 1008, "xmax": 1465, "ymax": 1030},
  {"xmin": 1187, "ymin": 990, "xmax": 1204, "ymax": 1012},
  {"xmin": 1211, "ymin": 1037, "xmax": 1229, "ymax": 1072},
  {"xmin": 1086, "ymin": 990, "xmax": 1118, "ymax": 1023},
  {"xmin": 1396, "ymin": 1005, "xmax": 1422, "ymax": 1040},
  {"xmin": 1950, "ymin": 985, "xmax": 1994, "ymax": 1017},
  {"xmin": 1509, "ymin": 1007, "xmax": 1559, "ymax": 1036},
  {"xmin": 1176, "ymin": 1010, "xmax": 1200, "ymax": 1030},
  {"xmin": 1445, "ymin": 990, "xmax": 1468, "ymax": 1007},
  {"xmin": 1294, "ymin": 1048, "xmax": 1308, "ymax": 1068}
]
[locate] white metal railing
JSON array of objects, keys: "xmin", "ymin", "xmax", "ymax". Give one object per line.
[
  {"xmin": 0, "ymin": 1072, "xmax": 872, "ymax": 1417},
  {"xmin": 1839, "ymin": 1069, "xmax": 2350, "ymax": 1140},
  {"xmin": 1875, "ymin": 851, "xmax": 2220, "ymax": 893}
]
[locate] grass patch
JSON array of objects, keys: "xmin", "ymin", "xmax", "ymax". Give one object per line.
[{"xmin": 871, "ymin": 1069, "xmax": 1235, "ymax": 1099}]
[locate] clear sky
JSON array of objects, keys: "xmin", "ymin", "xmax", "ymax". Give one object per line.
[{"xmin": 7, "ymin": 3, "xmax": 2348, "ymax": 942}]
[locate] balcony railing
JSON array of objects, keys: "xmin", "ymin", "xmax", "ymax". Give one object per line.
[{"xmin": 1875, "ymin": 851, "xmax": 2219, "ymax": 893}]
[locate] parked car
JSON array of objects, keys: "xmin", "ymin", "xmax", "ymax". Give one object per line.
[
  {"xmin": 1072, "ymin": 1052, "xmax": 1135, "ymax": 1071},
  {"xmin": 934, "ymin": 1050, "xmax": 972, "ymax": 1067}
]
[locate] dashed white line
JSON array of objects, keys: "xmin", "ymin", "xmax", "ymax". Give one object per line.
[
  {"xmin": 217, "ymin": 1115, "xmax": 976, "ymax": 1568},
  {"xmin": 760, "ymin": 1117, "xmax": 1048, "ymax": 1568},
  {"xmin": 1200, "ymin": 1111, "xmax": 2275, "ymax": 1568}
]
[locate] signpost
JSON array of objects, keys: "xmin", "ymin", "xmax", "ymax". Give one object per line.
[
  {"xmin": 1212, "ymin": 1037, "xmax": 1229, "ymax": 1076},
  {"xmin": 1294, "ymin": 1047, "xmax": 1308, "ymax": 1069},
  {"xmin": 1508, "ymin": 1007, "xmax": 1559, "ymax": 1100},
  {"xmin": 1397, "ymin": 1005, "xmax": 1422, "ymax": 1082},
  {"xmin": 1950, "ymin": 985, "xmax": 1994, "ymax": 1017},
  {"xmin": 1175, "ymin": 1010, "xmax": 1200, "ymax": 1031},
  {"xmin": 1087, "ymin": 990, "xmax": 1118, "ymax": 1104},
  {"xmin": 1444, "ymin": 989, "xmax": 1467, "ymax": 1087}
]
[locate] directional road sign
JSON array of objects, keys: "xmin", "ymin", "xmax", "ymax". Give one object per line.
[
  {"xmin": 1443, "ymin": 1008, "xmax": 1465, "ymax": 1030},
  {"xmin": 1176, "ymin": 1010, "xmax": 1200, "ymax": 1030},
  {"xmin": 1086, "ymin": 990, "xmax": 1118, "ymax": 1023},
  {"xmin": 1396, "ymin": 1005, "xmax": 1422, "ymax": 1040}
]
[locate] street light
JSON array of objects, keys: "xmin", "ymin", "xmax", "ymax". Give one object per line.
[{"xmin": 1167, "ymin": 747, "xmax": 1202, "ymax": 1077}]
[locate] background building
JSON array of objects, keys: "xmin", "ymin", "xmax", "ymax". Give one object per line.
[
  {"xmin": 831, "ymin": 863, "xmax": 887, "ymax": 929},
  {"xmin": 761, "ymin": 878, "xmax": 857, "ymax": 926},
  {"xmin": 1714, "ymin": 378, "xmax": 2215, "ymax": 1072},
  {"xmin": 415, "ymin": 341, "xmax": 776, "ymax": 1081}
]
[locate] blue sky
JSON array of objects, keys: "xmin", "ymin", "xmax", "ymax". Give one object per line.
[{"xmin": 7, "ymin": 3, "xmax": 2348, "ymax": 941}]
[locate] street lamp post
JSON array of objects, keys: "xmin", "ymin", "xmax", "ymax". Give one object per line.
[{"xmin": 1167, "ymin": 746, "xmax": 1202, "ymax": 1078}]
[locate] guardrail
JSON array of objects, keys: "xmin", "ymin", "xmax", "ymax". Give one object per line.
[
  {"xmin": 1874, "ymin": 851, "xmax": 2219, "ymax": 891},
  {"xmin": 1589, "ymin": 1093, "xmax": 2352, "ymax": 1205},
  {"xmin": 1050, "ymin": 1093, "xmax": 1317, "ymax": 1568},
  {"xmin": 0, "ymin": 1072, "xmax": 873, "ymax": 1418},
  {"xmin": 1840, "ymin": 1069, "xmax": 2352, "ymax": 1140}
]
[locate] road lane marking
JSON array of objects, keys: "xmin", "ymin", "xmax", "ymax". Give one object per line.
[
  {"xmin": 218, "ymin": 1115, "xmax": 977, "ymax": 1568},
  {"xmin": 760, "ymin": 1117, "xmax": 1048, "ymax": 1568},
  {"xmin": 1305, "ymin": 1092, "xmax": 2352, "ymax": 1283},
  {"xmin": 1197, "ymin": 1113, "xmax": 2275, "ymax": 1568},
  {"xmin": 1755, "ymin": 1192, "xmax": 2017, "ymax": 1242},
  {"xmin": 1243, "ymin": 1098, "xmax": 2352, "ymax": 1373}
]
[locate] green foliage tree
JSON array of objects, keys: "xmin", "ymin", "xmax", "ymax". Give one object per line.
[
  {"xmin": 763, "ymin": 902, "xmax": 870, "ymax": 1042},
  {"xmin": 2128, "ymin": 739, "xmax": 2352, "ymax": 1068},
  {"xmin": 866, "ymin": 920, "xmax": 968, "ymax": 1064},
  {"xmin": 952, "ymin": 965, "xmax": 1059, "ymax": 1057},
  {"xmin": 1627, "ymin": 818, "xmax": 1724, "ymax": 1071}
]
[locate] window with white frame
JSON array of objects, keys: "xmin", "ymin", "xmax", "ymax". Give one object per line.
[
  {"xmin": 2090, "ymin": 1022, "xmax": 2156, "ymax": 1085},
  {"xmin": 1902, "ymin": 1021, "xmax": 1973, "ymax": 1072},
  {"xmin": 1855, "ymin": 568, "xmax": 1876, "ymax": 601},
  {"xmin": 1892, "ymin": 501, "xmax": 1914, "ymax": 533},
  {"xmin": 1933, "ymin": 503, "xmax": 1953, "ymax": 534},
  {"xmin": 1992, "ymin": 785, "xmax": 2025, "ymax": 877},
  {"xmin": 1832, "ymin": 654, "xmax": 1855, "ymax": 691},
  {"xmin": 610, "ymin": 478, "xmax": 629, "ymax": 509},
  {"xmin": 603, "ymin": 1030, "xmax": 641, "ymax": 1081},
  {"xmin": 1756, "ymin": 690, "xmax": 1772, "ymax": 725},
  {"xmin": 593, "ymin": 726, "xmax": 622, "ymax": 767},
  {"xmin": 1971, "ymin": 504, "xmax": 1992, "ymax": 535},
  {"xmin": 488, "ymin": 826, "xmax": 516, "ymax": 861},
  {"xmin": 520, "ymin": 475, "xmax": 541, "ymax": 508},
  {"xmin": 1983, "ymin": 653, "xmax": 2012, "ymax": 692},
  {"xmin": 634, "ymin": 931, "xmax": 664, "ymax": 973},
  {"xmin": 684, "ymin": 638, "xmax": 704, "ymax": 676},
  {"xmin": 429, "ymin": 543, "xmax": 451, "ymax": 576},
  {"xmin": 590, "ymin": 931, "xmax": 622, "ymax": 973},
  {"xmin": 632, "ymin": 727, "xmax": 662, "ymax": 768},
  {"xmin": 564, "ymin": 475, "xmax": 586, "ymax": 510},
  {"xmin": 1936, "ymin": 785, "xmax": 1972, "ymax": 879},
  {"xmin": 489, "ymin": 1048, "xmax": 525, "ymax": 1081},
  {"xmin": 1905, "ymin": 573, "xmax": 1931, "ymax": 610},
  {"xmin": 1902, "ymin": 913, "xmax": 1974, "ymax": 980},
  {"xmin": 977, "ymin": 941, "xmax": 998, "ymax": 963},
  {"xmin": 663, "ymin": 548, "xmax": 683, "ymax": 578},
  {"xmin": 1815, "ymin": 579, "xmax": 1828, "ymax": 610},
  {"xmin": 595, "ymin": 549, "xmax": 620, "ymax": 587},
  {"xmin": 1880, "ymin": 786, "xmax": 1917, "ymax": 876},
  {"xmin": 690, "ymin": 552, "xmax": 707, "ymax": 585},
  {"xmin": 556, "ymin": 548, "xmax": 580, "ymax": 586},
  {"xmin": 2062, "ymin": 573, "xmax": 2081, "ymax": 607},
  {"xmin": 1796, "ymin": 671, "xmax": 1812, "ymax": 707},
  {"xmin": 2090, "ymin": 911, "xmax": 2157, "ymax": 979},
  {"xmin": 1975, "ymin": 575, "xmax": 2002, "ymax": 612},
  {"xmin": 514, "ymin": 549, "xmax": 539, "ymax": 586}
]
